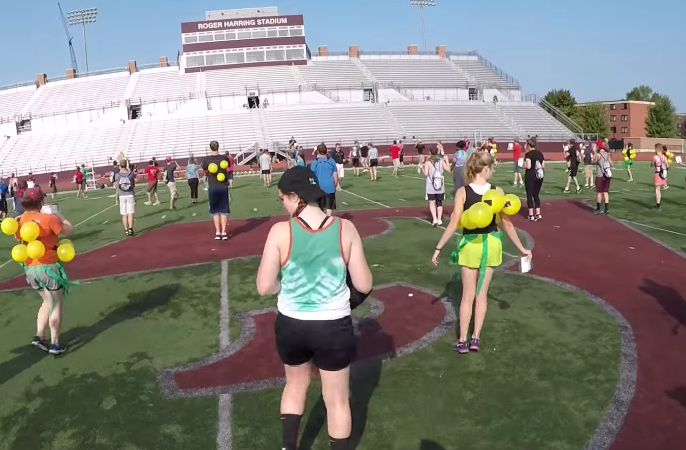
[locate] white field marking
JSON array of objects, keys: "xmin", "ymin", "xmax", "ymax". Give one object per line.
[
  {"xmin": 621, "ymin": 220, "xmax": 686, "ymax": 237},
  {"xmin": 341, "ymin": 201, "xmax": 349, "ymax": 206},
  {"xmin": 340, "ymin": 189, "xmax": 391, "ymax": 209},
  {"xmin": 161, "ymin": 215, "xmax": 167, "ymax": 220},
  {"xmin": 0, "ymin": 203, "xmax": 118, "ymax": 270},
  {"xmin": 102, "ymin": 220, "xmax": 109, "ymax": 225},
  {"xmin": 219, "ymin": 260, "xmax": 230, "ymax": 348},
  {"xmin": 398, "ymin": 198, "xmax": 407, "ymax": 202},
  {"xmin": 217, "ymin": 260, "xmax": 233, "ymax": 450}
]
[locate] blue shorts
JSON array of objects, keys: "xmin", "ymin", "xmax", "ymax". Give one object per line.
[
  {"xmin": 513, "ymin": 161, "xmax": 520, "ymax": 172},
  {"xmin": 208, "ymin": 184, "xmax": 230, "ymax": 216}
]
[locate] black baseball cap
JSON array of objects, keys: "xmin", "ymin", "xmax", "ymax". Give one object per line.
[{"xmin": 278, "ymin": 167, "xmax": 326, "ymax": 203}]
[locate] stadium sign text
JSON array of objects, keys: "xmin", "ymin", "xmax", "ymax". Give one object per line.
[{"xmin": 198, "ymin": 17, "xmax": 288, "ymax": 30}]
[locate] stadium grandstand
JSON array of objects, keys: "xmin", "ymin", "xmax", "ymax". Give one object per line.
[{"xmin": 0, "ymin": 6, "xmax": 579, "ymax": 179}]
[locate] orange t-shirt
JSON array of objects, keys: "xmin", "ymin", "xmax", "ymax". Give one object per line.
[{"xmin": 15, "ymin": 212, "xmax": 63, "ymax": 266}]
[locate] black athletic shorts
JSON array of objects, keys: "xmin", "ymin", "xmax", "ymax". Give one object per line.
[
  {"xmin": 262, "ymin": 169, "xmax": 271, "ymax": 175},
  {"xmin": 352, "ymin": 158, "xmax": 360, "ymax": 168},
  {"xmin": 0, "ymin": 199, "xmax": 7, "ymax": 213},
  {"xmin": 275, "ymin": 312, "xmax": 355, "ymax": 371},
  {"xmin": 370, "ymin": 159, "xmax": 378, "ymax": 167},
  {"xmin": 427, "ymin": 193, "xmax": 445, "ymax": 206},
  {"xmin": 320, "ymin": 192, "xmax": 336, "ymax": 210}
]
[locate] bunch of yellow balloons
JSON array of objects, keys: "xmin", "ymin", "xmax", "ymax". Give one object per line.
[
  {"xmin": 664, "ymin": 151, "xmax": 674, "ymax": 165},
  {"xmin": 207, "ymin": 163, "xmax": 218, "ymax": 174},
  {"xmin": 1, "ymin": 218, "xmax": 76, "ymax": 264},
  {"xmin": 621, "ymin": 148, "xmax": 637, "ymax": 163},
  {"xmin": 458, "ymin": 190, "xmax": 522, "ymax": 230}
]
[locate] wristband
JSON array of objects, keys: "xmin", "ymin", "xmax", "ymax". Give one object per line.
[{"xmin": 435, "ymin": 247, "xmax": 442, "ymax": 251}]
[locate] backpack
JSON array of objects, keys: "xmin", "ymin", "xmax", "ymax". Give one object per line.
[
  {"xmin": 599, "ymin": 152, "xmax": 612, "ymax": 179},
  {"xmin": 351, "ymin": 146, "xmax": 359, "ymax": 157},
  {"xmin": 431, "ymin": 162, "xmax": 444, "ymax": 190},
  {"xmin": 118, "ymin": 172, "xmax": 134, "ymax": 191},
  {"xmin": 535, "ymin": 160, "xmax": 544, "ymax": 180},
  {"xmin": 658, "ymin": 156, "xmax": 668, "ymax": 179}
]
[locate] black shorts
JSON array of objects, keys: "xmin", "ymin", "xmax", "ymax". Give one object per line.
[
  {"xmin": 370, "ymin": 159, "xmax": 378, "ymax": 167},
  {"xmin": 360, "ymin": 150, "xmax": 369, "ymax": 158},
  {"xmin": 0, "ymin": 199, "xmax": 7, "ymax": 213},
  {"xmin": 352, "ymin": 158, "xmax": 360, "ymax": 167},
  {"xmin": 568, "ymin": 165, "xmax": 579, "ymax": 177},
  {"xmin": 275, "ymin": 313, "xmax": 355, "ymax": 371},
  {"xmin": 227, "ymin": 171, "xmax": 234, "ymax": 180},
  {"xmin": 262, "ymin": 169, "xmax": 271, "ymax": 175},
  {"xmin": 427, "ymin": 193, "xmax": 445, "ymax": 206},
  {"xmin": 208, "ymin": 184, "xmax": 230, "ymax": 215},
  {"xmin": 399, "ymin": 153, "xmax": 404, "ymax": 163},
  {"xmin": 320, "ymin": 192, "xmax": 336, "ymax": 210}
]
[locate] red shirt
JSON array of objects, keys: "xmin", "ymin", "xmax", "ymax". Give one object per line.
[
  {"xmin": 227, "ymin": 156, "xmax": 235, "ymax": 172},
  {"xmin": 390, "ymin": 145, "xmax": 401, "ymax": 160},
  {"xmin": 145, "ymin": 166, "xmax": 160, "ymax": 182},
  {"xmin": 75, "ymin": 170, "xmax": 84, "ymax": 183},
  {"xmin": 512, "ymin": 143, "xmax": 522, "ymax": 161}
]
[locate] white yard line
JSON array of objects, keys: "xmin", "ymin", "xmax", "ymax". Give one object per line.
[
  {"xmin": 217, "ymin": 260, "xmax": 233, "ymax": 450},
  {"xmin": 622, "ymin": 220, "xmax": 686, "ymax": 237},
  {"xmin": 219, "ymin": 260, "xmax": 230, "ymax": 348},
  {"xmin": 340, "ymin": 189, "xmax": 392, "ymax": 209},
  {"xmin": 398, "ymin": 198, "xmax": 407, "ymax": 202}
]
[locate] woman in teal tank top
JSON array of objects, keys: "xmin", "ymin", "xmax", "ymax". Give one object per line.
[{"xmin": 256, "ymin": 166, "xmax": 372, "ymax": 450}]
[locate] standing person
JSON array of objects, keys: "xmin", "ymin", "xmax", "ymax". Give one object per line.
[
  {"xmin": 360, "ymin": 141, "xmax": 370, "ymax": 173},
  {"xmin": 398, "ymin": 140, "xmax": 405, "ymax": 169},
  {"xmin": 431, "ymin": 152, "xmax": 531, "ymax": 353},
  {"xmin": 202, "ymin": 141, "xmax": 232, "ymax": 240},
  {"xmin": 512, "ymin": 138, "xmax": 523, "ymax": 187},
  {"xmin": 424, "ymin": 147, "xmax": 450, "ymax": 226},
  {"xmin": 186, "ymin": 156, "xmax": 200, "ymax": 205},
  {"xmin": 651, "ymin": 143, "xmax": 668, "ymax": 211},
  {"xmin": 111, "ymin": 161, "xmax": 121, "ymax": 205},
  {"xmin": 624, "ymin": 143, "xmax": 635, "ymax": 182},
  {"xmin": 144, "ymin": 160, "xmax": 161, "ymax": 206},
  {"xmin": 583, "ymin": 141, "xmax": 596, "ymax": 188},
  {"xmin": 259, "ymin": 149, "xmax": 273, "ymax": 188},
  {"xmin": 594, "ymin": 141, "xmax": 612, "ymax": 215},
  {"xmin": 332, "ymin": 144, "xmax": 345, "ymax": 191},
  {"xmin": 295, "ymin": 153, "xmax": 306, "ymax": 167},
  {"xmin": 524, "ymin": 138, "xmax": 545, "ymax": 221},
  {"xmin": 114, "ymin": 160, "xmax": 136, "ymax": 236},
  {"xmin": 27, "ymin": 173, "xmax": 36, "ymax": 189},
  {"xmin": 390, "ymin": 140, "xmax": 401, "ymax": 177},
  {"xmin": 367, "ymin": 143, "xmax": 379, "ymax": 181},
  {"xmin": 661, "ymin": 145, "xmax": 670, "ymax": 189},
  {"xmin": 15, "ymin": 187, "xmax": 75, "ymax": 355},
  {"xmin": 564, "ymin": 139, "xmax": 582, "ymax": 194},
  {"xmin": 0, "ymin": 178, "xmax": 8, "ymax": 220},
  {"xmin": 8, "ymin": 173, "xmax": 18, "ymax": 212},
  {"xmin": 310, "ymin": 144, "xmax": 338, "ymax": 215},
  {"xmin": 48, "ymin": 173, "xmax": 58, "ymax": 199},
  {"xmin": 349, "ymin": 142, "xmax": 361, "ymax": 177},
  {"xmin": 225, "ymin": 151, "xmax": 235, "ymax": 191},
  {"xmin": 79, "ymin": 165, "xmax": 89, "ymax": 196},
  {"xmin": 452, "ymin": 140, "xmax": 468, "ymax": 196},
  {"xmin": 256, "ymin": 166, "xmax": 373, "ymax": 450},
  {"xmin": 13, "ymin": 180, "xmax": 27, "ymax": 216},
  {"xmin": 415, "ymin": 141, "xmax": 426, "ymax": 173},
  {"xmin": 164, "ymin": 157, "xmax": 180, "ymax": 210},
  {"xmin": 74, "ymin": 166, "xmax": 85, "ymax": 198}
]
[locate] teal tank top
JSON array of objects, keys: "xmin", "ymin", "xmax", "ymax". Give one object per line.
[{"xmin": 278, "ymin": 217, "xmax": 351, "ymax": 320}]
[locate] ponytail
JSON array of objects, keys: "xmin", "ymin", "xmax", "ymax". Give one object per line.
[{"xmin": 465, "ymin": 152, "xmax": 494, "ymax": 184}]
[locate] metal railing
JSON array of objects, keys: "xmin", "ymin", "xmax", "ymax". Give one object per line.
[
  {"xmin": 473, "ymin": 53, "xmax": 521, "ymax": 89},
  {"xmin": 525, "ymin": 94, "xmax": 584, "ymax": 135},
  {"xmin": 0, "ymin": 80, "xmax": 36, "ymax": 92}
]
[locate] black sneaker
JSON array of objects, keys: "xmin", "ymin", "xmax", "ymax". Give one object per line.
[
  {"xmin": 535, "ymin": 214, "xmax": 542, "ymax": 221},
  {"xmin": 128, "ymin": 228, "xmax": 135, "ymax": 236},
  {"xmin": 221, "ymin": 233, "xmax": 230, "ymax": 241},
  {"xmin": 49, "ymin": 343, "xmax": 67, "ymax": 356},
  {"xmin": 31, "ymin": 336, "xmax": 49, "ymax": 352},
  {"xmin": 215, "ymin": 233, "xmax": 222, "ymax": 241}
]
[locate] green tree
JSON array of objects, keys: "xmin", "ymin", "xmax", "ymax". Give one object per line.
[
  {"xmin": 576, "ymin": 102, "xmax": 610, "ymax": 139},
  {"xmin": 625, "ymin": 85, "xmax": 654, "ymax": 102},
  {"xmin": 645, "ymin": 94, "xmax": 678, "ymax": 138},
  {"xmin": 542, "ymin": 89, "xmax": 577, "ymax": 118}
]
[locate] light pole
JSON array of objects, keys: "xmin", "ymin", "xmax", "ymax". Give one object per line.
[
  {"xmin": 67, "ymin": 7, "xmax": 98, "ymax": 73},
  {"xmin": 409, "ymin": 0, "xmax": 435, "ymax": 52}
]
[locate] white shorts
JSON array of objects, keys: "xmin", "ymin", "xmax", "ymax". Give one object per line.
[
  {"xmin": 119, "ymin": 195, "xmax": 135, "ymax": 215},
  {"xmin": 336, "ymin": 163, "xmax": 345, "ymax": 178},
  {"xmin": 393, "ymin": 158, "xmax": 400, "ymax": 168},
  {"xmin": 167, "ymin": 181, "xmax": 179, "ymax": 198}
]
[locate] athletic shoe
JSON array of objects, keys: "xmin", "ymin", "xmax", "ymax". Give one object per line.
[
  {"xmin": 48, "ymin": 343, "xmax": 66, "ymax": 355},
  {"xmin": 221, "ymin": 233, "xmax": 230, "ymax": 241},
  {"xmin": 590, "ymin": 184, "xmax": 595, "ymax": 188},
  {"xmin": 144, "ymin": 201, "xmax": 152, "ymax": 206},
  {"xmin": 576, "ymin": 187, "xmax": 582, "ymax": 194},
  {"xmin": 469, "ymin": 338, "xmax": 480, "ymax": 352},
  {"xmin": 593, "ymin": 209, "xmax": 603, "ymax": 215},
  {"xmin": 535, "ymin": 214, "xmax": 542, "ymax": 221},
  {"xmin": 31, "ymin": 336, "xmax": 49, "ymax": 352},
  {"xmin": 153, "ymin": 201, "xmax": 161, "ymax": 206},
  {"xmin": 603, "ymin": 210, "xmax": 610, "ymax": 216},
  {"xmin": 656, "ymin": 206, "xmax": 662, "ymax": 212},
  {"xmin": 128, "ymin": 228, "xmax": 135, "ymax": 236},
  {"xmin": 453, "ymin": 341, "xmax": 469, "ymax": 354},
  {"xmin": 584, "ymin": 184, "xmax": 589, "ymax": 188},
  {"xmin": 215, "ymin": 233, "xmax": 221, "ymax": 241},
  {"xmin": 528, "ymin": 215, "xmax": 536, "ymax": 221},
  {"xmin": 563, "ymin": 189, "xmax": 570, "ymax": 194}
]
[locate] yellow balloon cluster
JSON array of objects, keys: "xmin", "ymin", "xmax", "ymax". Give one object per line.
[
  {"xmin": 220, "ymin": 160, "xmax": 229, "ymax": 169},
  {"xmin": 457, "ymin": 190, "xmax": 521, "ymax": 230},
  {"xmin": 621, "ymin": 148, "xmax": 637, "ymax": 162},
  {"xmin": 208, "ymin": 163, "xmax": 218, "ymax": 174},
  {"xmin": 665, "ymin": 151, "xmax": 674, "ymax": 165},
  {"xmin": 2, "ymin": 219, "xmax": 76, "ymax": 264},
  {"xmin": 217, "ymin": 173, "xmax": 226, "ymax": 182}
]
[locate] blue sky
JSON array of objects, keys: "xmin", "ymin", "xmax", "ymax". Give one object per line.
[{"xmin": 2, "ymin": 0, "xmax": 684, "ymax": 110}]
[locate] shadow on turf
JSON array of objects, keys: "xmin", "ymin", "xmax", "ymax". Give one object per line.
[
  {"xmin": 0, "ymin": 284, "xmax": 179, "ymax": 387},
  {"xmin": 298, "ymin": 321, "xmax": 394, "ymax": 450},
  {"xmin": 231, "ymin": 217, "xmax": 271, "ymax": 237},
  {"xmin": 419, "ymin": 441, "xmax": 447, "ymax": 450}
]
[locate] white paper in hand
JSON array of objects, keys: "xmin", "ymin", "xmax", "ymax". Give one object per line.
[
  {"xmin": 520, "ymin": 256, "xmax": 533, "ymax": 274},
  {"xmin": 676, "ymin": 156, "xmax": 683, "ymax": 164},
  {"xmin": 40, "ymin": 204, "xmax": 59, "ymax": 215}
]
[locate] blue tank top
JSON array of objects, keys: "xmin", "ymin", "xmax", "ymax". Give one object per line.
[{"xmin": 186, "ymin": 164, "xmax": 199, "ymax": 179}]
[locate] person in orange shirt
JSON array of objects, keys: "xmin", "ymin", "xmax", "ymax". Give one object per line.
[{"xmin": 15, "ymin": 188, "xmax": 74, "ymax": 355}]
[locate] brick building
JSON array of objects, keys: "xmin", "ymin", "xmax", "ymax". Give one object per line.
[
  {"xmin": 576, "ymin": 100, "xmax": 653, "ymax": 139},
  {"xmin": 677, "ymin": 113, "xmax": 686, "ymax": 138}
]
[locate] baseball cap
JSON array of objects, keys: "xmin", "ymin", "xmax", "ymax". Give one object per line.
[
  {"xmin": 596, "ymin": 140, "xmax": 606, "ymax": 150},
  {"xmin": 277, "ymin": 167, "xmax": 326, "ymax": 203},
  {"xmin": 165, "ymin": 157, "xmax": 172, "ymax": 163},
  {"xmin": 23, "ymin": 187, "xmax": 45, "ymax": 202}
]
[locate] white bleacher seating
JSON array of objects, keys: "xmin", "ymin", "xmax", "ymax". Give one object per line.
[
  {"xmin": 132, "ymin": 69, "xmax": 198, "ymax": 102},
  {"xmin": 0, "ymin": 88, "xmax": 35, "ymax": 120},
  {"xmin": 499, "ymin": 104, "xmax": 575, "ymax": 140},
  {"xmin": 205, "ymin": 66, "xmax": 300, "ymax": 96},
  {"xmin": 360, "ymin": 59, "xmax": 467, "ymax": 87},
  {"xmin": 29, "ymin": 74, "xmax": 130, "ymax": 116},
  {"xmin": 388, "ymin": 102, "xmax": 516, "ymax": 141},
  {"xmin": 126, "ymin": 111, "xmax": 260, "ymax": 161},
  {"xmin": 2, "ymin": 124, "xmax": 125, "ymax": 175},
  {"xmin": 298, "ymin": 60, "xmax": 370, "ymax": 88},
  {"xmin": 264, "ymin": 104, "xmax": 398, "ymax": 147},
  {"xmin": 454, "ymin": 60, "xmax": 518, "ymax": 89}
]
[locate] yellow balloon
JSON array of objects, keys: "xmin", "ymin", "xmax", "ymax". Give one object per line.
[
  {"xmin": 12, "ymin": 244, "xmax": 28, "ymax": 263},
  {"xmin": 1, "ymin": 217, "xmax": 19, "ymax": 235},
  {"xmin": 216, "ymin": 173, "xmax": 226, "ymax": 182},
  {"xmin": 624, "ymin": 157, "xmax": 630, "ymax": 162},
  {"xmin": 469, "ymin": 202, "xmax": 493, "ymax": 229},
  {"xmin": 20, "ymin": 221, "xmax": 40, "ymax": 242},
  {"xmin": 57, "ymin": 244, "xmax": 75, "ymax": 263},
  {"xmin": 502, "ymin": 194, "xmax": 522, "ymax": 216},
  {"xmin": 208, "ymin": 163, "xmax": 218, "ymax": 174},
  {"xmin": 57, "ymin": 239, "xmax": 73, "ymax": 248},
  {"xmin": 666, "ymin": 152, "xmax": 674, "ymax": 159},
  {"xmin": 26, "ymin": 240, "xmax": 45, "ymax": 260},
  {"xmin": 482, "ymin": 189, "xmax": 506, "ymax": 214},
  {"xmin": 667, "ymin": 159, "xmax": 673, "ymax": 165},
  {"xmin": 220, "ymin": 160, "xmax": 229, "ymax": 169},
  {"xmin": 630, "ymin": 154, "xmax": 636, "ymax": 160},
  {"xmin": 461, "ymin": 210, "xmax": 476, "ymax": 230},
  {"xmin": 622, "ymin": 149, "xmax": 627, "ymax": 155},
  {"xmin": 629, "ymin": 149, "xmax": 636, "ymax": 155}
]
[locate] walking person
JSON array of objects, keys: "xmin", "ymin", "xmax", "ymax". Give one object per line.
[
  {"xmin": 111, "ymin": 161, "xmax": 121, "ymax": 205},
  {"xmin": 415, "ymin": 140, "xmax": 426, "ymax": 173},
  {"xmin": 651, "ymin": 143, "xmax": 668, "ymax": 211},
  {"xmin": 424, "ymin": 146, "xmax": 450, "ymax": 226},
  {"xmin": 225, "ymin": 151, "xmax": 235, "ymax": 191},
  {"xmin": 15, "ymin": 187, "xmax": 75, "ymax": 355},
  {"xmin": 564, "ymin": 139, "xmax": 582, "ymax": 194},
  {"xmin": 360, "ymin": 141, "xmax": 369, "ymax": 173},
  {"xmin": 259, "ymin": 149, "xmax": 273, "ymax": 188},
  {"xmin": 452, "ymin": 140, "xmax": 468, "ymax": 197},
  {"xmin": 0, "ymin": 178, "xmax": 8, "ymax": 221},
  {"xmin": 583, "ymin": 141, "xmax": 596, "ymax": 188},
  {"xmin": 367, "ymin": 143, "xmax": 378, "ymax": 181},
  {"xmin": 164, "ymin": 157, "xmax": 180, "ymax": 210},
  {"xmin": 202, "ymin": 141, "xmax": 232, "ymax": 240},
  {"xmin": 186, "ymin": 156, "xmax": 200, "ymax": 205},
  {"xmin": 524, "ymin": 138, "xmax": 545, "ymax": 221},
  {"xmin": 74, "ymin": 166, "xmax": 85, "ymax": 198},
  {"xmin": 624, "ymin": 143, "xmax": 635, "ymax": 182},
  {"xmin": 431, "ymin": 152, "xmax": 531, "ymax": 353},
  {"xmin": 349, "ymin": 142, "xmax": 361, "ymax": 177},
  {"xmin": 48, "ymin": 173, "xmax": 58, "ymax": 199},
  {"xmin": 390, "ymin": 140, "xmax": 401, "ymax": 177},
  {"xmin": 398, "ymin": 140, "xmax": 405, "ymax": 170},
  {"xmin": 256, "ymin": 166, "xmax": 373, "ymax": 450},
  {"xmin": 310, "ymin": 144, "xmax": 338, "ymax": 215},
  {"xmin": 8, "ymin": 173, "xmax": 18, "ymax": 212},
  {"xmin": 511, "ymin": 138, "xmax": 523, "ymax": 187},
  {"xmin": 333, "ymin": 144, "xmax": 345, "ymax": 191},
  {"xmin": 114, "ymin": 160, "xmax": 136, "ymax": 236},
  {"xmin": 144, "ymin": 160, "xmax": 161, "ymax": 206},
  {"xmin": 594, "ymin": 141, "xmax": 613, "ymax": 215}
]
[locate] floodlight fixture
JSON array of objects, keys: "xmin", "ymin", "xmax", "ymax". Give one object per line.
[
  {"xmin": 409, "ymin": 0, "xmax": 435, "ymax": 52},
  {"xmin": 67, "ymin": 7, "xmax": 98, "ymax": 73}
]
